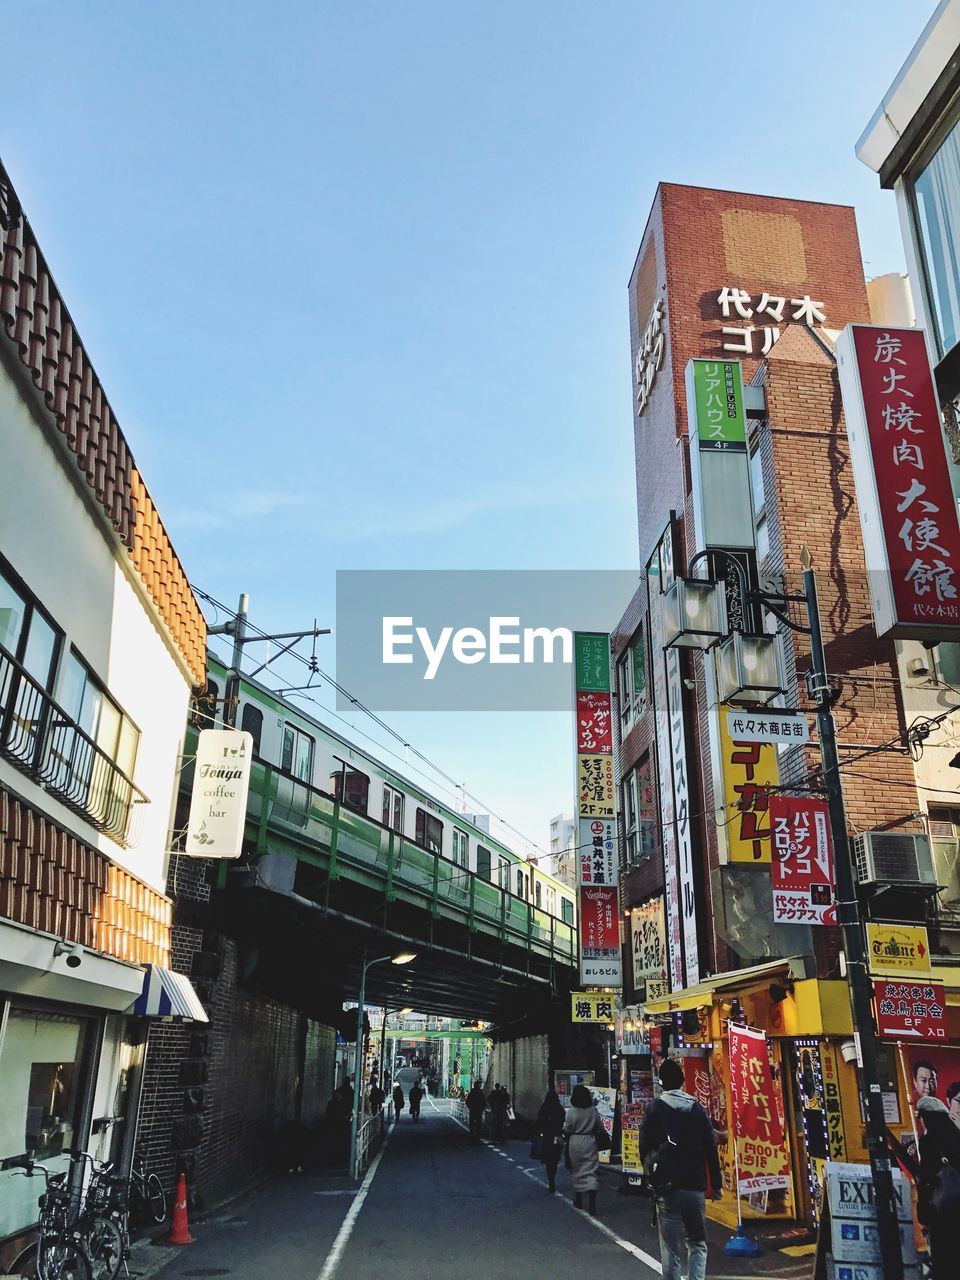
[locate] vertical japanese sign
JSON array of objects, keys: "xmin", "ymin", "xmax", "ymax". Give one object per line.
[
  {"xmin": 647, "ymin": 519, "xmax": 700, "ymax": 987},
  {"xmin": 769, "ymin": 795, "xmax": 836, "ymax": 925},
  {"xmin": 837, "ymin": 324, "xmax": 960, "ymax": 639},
  {"xmin": 728, "ymin": 1025, "xmax": 792, "ymax": 1194},
  {"xmin": 718, "ymin": 715, "xmax": 779, "ymax": 863},
  {"xmin": 691, "ymin": 359, "xmax": 747, "ymax": 449},
  {"xmin": 818, "ymin": 1043, "xmax": 846, "ymax": 1161},
  {"xmin": 631, "ymin": 897, "xmax": 668, "ymax": 1002},
  {"xmin": 573, "ymin": 633, "xmax": 621, "ymax": 987}
]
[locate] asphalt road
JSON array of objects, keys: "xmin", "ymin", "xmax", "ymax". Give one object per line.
[{"xmin": 138, "ymin": 1079, "xmax": 814, "ymax": 1280}]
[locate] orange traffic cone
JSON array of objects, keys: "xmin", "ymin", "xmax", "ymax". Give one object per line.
[{"xmin": 166, "ymin": 1173, "xmax": 194, "ymax": 1245}]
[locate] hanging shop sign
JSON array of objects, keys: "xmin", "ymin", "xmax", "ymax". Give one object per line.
[
  {"xmin": 690, "ymin": 358, "xmax": 747, "ymax": 450},
  {"xmin": 571, "ymin": 992, "xmax": 618, "ymax": 1024},
  {"xmin": 819, "ymin": 1044, "xmax": 846, "ymax": 1161},
  {"xmin": 866, "ymin": 922, "xmax": 931, "ymax": 977},
  {"xmin": 725, "ymin": 709, "xmax": 809, "ymax": 746},
  {"xmin": 718, "ymin": 715, "xmax": 779, "ymax": 864},
  {"xmin": 576, "ymin": 691, "xmax": 613, "ymax": 753},
  {"xmin": 578, "ymin": 817, "xmax": 617, "ymax": 887},
  {"xmin": 769, "ymin": 796, "xmax": 836, "ymax": 925},
  {"xmin": 577, "ymin": 754, "xmax": 615, "ymax": 819},
  {"xmin": 716, "ymin": 286, "xmax": 826, "ymax": 358},
  {"xmin": 631, "ymin": 897, "xmax": 668, "ymax": 1002},
  {"xmin": 873, "ymin": 979, "xmax": 946, "ymax": 1041},
  {"xmin": 579, "ymin": 885, "xmax": 620, "ymax": 954},
  {"xmin": 728, "ymin": 1024, "xmax": 792, "ymax": 1194},
  {"xmin": 836, "ymin": 324, "xmax": 960, "ymax": 640},
  {"xmin": 184, "ymin": 729, "xmax": 254, "ymax": 857}
]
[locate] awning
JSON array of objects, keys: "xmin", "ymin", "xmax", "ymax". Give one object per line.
[
  {"xmin": 132, "ymin": 965, "xmax": 209, "ymax": 1023},
  {"xmin": 643, "ymin": 958, "xmax": 796, "ymax": 1015},
  {"xmin": 0, "ymin": 917, "xmax": 145, "ymax": 1012}
]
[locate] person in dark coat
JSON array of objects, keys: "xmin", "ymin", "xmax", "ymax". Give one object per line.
[
  {"xmin": 392, "ymin": 1082, "xmax": 405, "ymax": 1120},
  {"xmin": 918, "ymin": 1095, "xmax": 960, "ymax": 1279},
  {"xmin": 537, "ymin": 1089, "xmax": 566, "ymax": 1193},
  {"xmin": 409, "ymin": 1080, "xmax": 424, "ymax": 1121},
  {"xmin": 490, "ymin": 1084, "xmax": 511, "ymax": 1142},
  {"xmin": 466, "ymin": 1081, "xmax": 486, "ymax": 1142},
  {"xmin": 369, "ymin": 1082, "xmax": 385, "ymax": 1114},
  {"xmin": 640, "ymin": 1059, "xmax": 722, "ymax": 1280}
]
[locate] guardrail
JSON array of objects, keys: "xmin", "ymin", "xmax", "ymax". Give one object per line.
[{"xmin": 353, "ymin": 1105, "xmax": 389, "ymax": 1179}]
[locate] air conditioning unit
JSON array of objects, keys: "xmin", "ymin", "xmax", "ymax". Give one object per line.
[{"xmin": 852, "ymin": 831, "xmax": 937, "ymax": 887}]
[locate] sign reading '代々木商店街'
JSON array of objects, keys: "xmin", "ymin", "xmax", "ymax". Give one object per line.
[
  {"xmin": 725, "ymin": 708, "xmax": 810, "ymax": 746},
  {"xmin": 836, "ymin": 324, "xmax": 960, "ymax": 640},
  {"xmin": 185, "ymin": 729, "xmax": 254, "ymax": 857}
]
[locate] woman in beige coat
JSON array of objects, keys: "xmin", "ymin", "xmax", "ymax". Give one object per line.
[{"xmin": 563, "ymin": 1084, "xmax": 601, "ymax": 1215}]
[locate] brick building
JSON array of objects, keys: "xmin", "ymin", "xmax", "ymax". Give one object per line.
[{"xmin": 612, "ymin": 183, "xmax": 960, "ymax": 1229}]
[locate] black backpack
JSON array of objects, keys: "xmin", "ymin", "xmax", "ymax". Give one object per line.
[{"xmin": 643, "ymin": 1101, "xmax": 680, "ymax": 1196}]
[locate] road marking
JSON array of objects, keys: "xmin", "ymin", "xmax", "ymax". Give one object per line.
[
  {"xmin": 316, "ymin": 1124, "xmax": 393, "ymax": 1280},
  {"xmin": 313, "ymin": 1190, "xmax": 358, "ymax": 1197},
  {"xmin": 445, "ymin": 1108, "xmax": 661, "ymax": 1275}
]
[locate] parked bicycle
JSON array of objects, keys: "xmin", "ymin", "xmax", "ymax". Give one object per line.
[
  {"xmin": 3, "ymin": 1156, "xmax": 91, "ymax": 1280},
  {"xmin": 127, "ymin": 1154, "xmax": 166, "ymax": 1225}
]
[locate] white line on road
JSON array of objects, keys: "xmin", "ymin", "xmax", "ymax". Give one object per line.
[
  {"xmin": 445, "ymin": 1106, "xmax": 662, "ymax": 1275},
  {"xmin": 316, "ymin": 1124, "xmax": 393, "ymax": 1280},
  {"xmin": 313, "ymin": 1189, "xmax": 358, "ymax": 1196}
]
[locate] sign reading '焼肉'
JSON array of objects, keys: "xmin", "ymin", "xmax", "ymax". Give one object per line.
[{"xmin": 837, "ymin": 324, "xmax": 960, "ymax": 639}]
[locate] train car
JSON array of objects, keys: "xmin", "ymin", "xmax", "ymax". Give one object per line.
[{"xmin": 197, "ymin": 656, "xmax": 576, "ymax": 938}]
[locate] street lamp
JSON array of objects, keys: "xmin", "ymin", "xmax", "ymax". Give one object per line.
[
  {"xmin": 349, "ymin": 949, "xmax": 416, "ymax": 1178},
  {"xmin": 715, "ymin": 631, "xmax": 783, "ymax": 705},
  {"xmin": 662, "ymin": 575, "xmax": 728, "ymax": 649}
]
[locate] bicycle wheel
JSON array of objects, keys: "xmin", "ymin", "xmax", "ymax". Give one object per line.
[
  {"xmin": 37, "ymin": 1237, "xmax": 93, "ymax": 1280},
  {"xmin": 86, "ymin": 1216, "xmax": 123, "ymax": 1280},
  {"xmin": 144, "ymin": 1173, "xmax": 166, "ymax": 1224}
]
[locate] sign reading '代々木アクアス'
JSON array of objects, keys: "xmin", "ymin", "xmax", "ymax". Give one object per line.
[
  {"xmin": 185, "ymin": 729, "xmax": 254, "ymax": 857},
  {"xmin": 837, "ymin": 324, "xmax": 960, "ymax": 640}
]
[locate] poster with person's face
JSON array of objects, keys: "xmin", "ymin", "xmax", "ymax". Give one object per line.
[{"xmin": 906, "ymin": 1046, "xmax": 960, "ymax": 1130}]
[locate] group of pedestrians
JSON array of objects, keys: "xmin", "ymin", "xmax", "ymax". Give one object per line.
[
  {"xmin": 391, "ymin": 1077, "xmax": 425, "ymax": 1122},
  {"xmin": 464, "ymin": 1081, "xmax": 512, "ymax": 1141}
]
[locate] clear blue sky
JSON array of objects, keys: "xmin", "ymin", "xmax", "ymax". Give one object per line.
[{"xmin": 1, "ymin": 1, "xmax": 933, "ymax": 856}]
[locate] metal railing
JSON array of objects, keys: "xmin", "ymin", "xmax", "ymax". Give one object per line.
[
  {"xmin": 353, "ymin": 1105, "xmax": 388, "ymax": 1179},
  {"xmin": 0, "ymin": 644, "xmax": 148, "ymax": 845}
]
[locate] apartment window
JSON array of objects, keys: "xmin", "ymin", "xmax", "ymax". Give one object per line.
[
  {"xmin": 415, "ymin": 807, "xmax": 443, "ymax": 854},
  {"xmin": 332, "ymin": 762, "xmax": 369, "ymax": 812},
  {"xmin": 631, "ymin": 635, "xmax": 647, "ymax": 717},
  {"xmin": 382, "ymin": 783, "xmax": 404, "ymax": 831},
  {"xmin": 936, "ymin": 644, "xmax": 960, "ymax": 689},
  {"xmin": 452, "ymin": 828, "xmax": 468, "ymax": 867},
  {"xmin": 58, "ymin": 652, "xmax": 139, "ymax": 778},
  {"xmin": 561, "ymin": 897, "xmax": 574, "ymax": 925},
  {"xmin": 282, "ymin": 723, "xmax": 315, "ymax": 782},
  {"xmin": 637, "ymin": 756, "xmax": 656, "ymax": 855},
  {"xmin": 0, "ymin": 560, "xmax": 60, "ymax": 691},
  {"xmin": 623, "ymin": 770, "xmax": 639, "ymax": 863},
  {"xmin": 476, "ymin": 846, "xmax": 492, "ymax": 881},
  {"xmin": 914, "ymin": 111, "xmax": 960, "ymax": 357},
  {"xmin": 618, "ymin": 654, "xmax": 633, "ymax": 732},
  {"xmin": 240, "ymin": 703, "xmax": 263, "ymax": 755},
  {"xmin": 750, "ymin": 441, "xmax": 766, "ymax": 516}
]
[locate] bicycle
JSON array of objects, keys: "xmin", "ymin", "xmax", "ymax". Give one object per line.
[
  {"xmin": 2, "ymin": 1156, "xmax": 92, "ymax": 1280},
  {"xmin": 127, "ymin": 1155, "xmax": 166, "ymax": 1225},
  {"xmin": 67, "ymin": 1151, "xmax": 126, "ymax": 1280}
]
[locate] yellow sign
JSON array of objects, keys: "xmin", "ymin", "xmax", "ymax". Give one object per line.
[
  {"xmin": 577, "ymin": 754, "xmax": 615, "ymax": 819},
  {"xmin": 621, "ymin": 1127, "xmax": 641, "ymax": 1174},
  {"xmin": 571, "ymin": 992, "xmax": 617, "ymax": 1024},
  {"xmin": 866, "ymin": 923, "xmax": 931, "ymax": 977},
  {"xmin": 818, "ymin": 1042, "xmax": 846, "ymax": 1161},
  {"xmin": 719, "ymin": 714, "xmax": 779, "ymax": 863}
]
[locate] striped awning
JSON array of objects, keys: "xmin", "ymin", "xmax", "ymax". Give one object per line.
[{"xmin": 132, "ymin": 965, "xmax": 209, "ymax": 1023}]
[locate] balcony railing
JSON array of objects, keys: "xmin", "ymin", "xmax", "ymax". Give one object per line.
[{"xmin": 0, "ymin": 644, "xmax": 148, "ymax": 846}]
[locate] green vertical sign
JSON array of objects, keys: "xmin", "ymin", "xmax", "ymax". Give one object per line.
[
  {"xmin": 691, "ymin": 359, "xmax": 746, "ymax": 449},
  {"xmin": 574, "ymin": 632, "xmax": 611, "ymax": 692}
]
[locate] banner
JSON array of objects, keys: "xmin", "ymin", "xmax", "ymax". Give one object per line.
[
  {"xmin": 905, "ymin": 1045, "xmax": 960, "ymax": 1120},
  {"xmin": 185, "ymin": 729, "xmax": 254, "ymax": 857},
  {"xmin": 837, "ymin": 324, "xmax": 960, "ymax": 639},
  {"xmin": 589, "ymin": 1086, "xmax": 617, "ymax": 1164},
  {"xmin": 728, "ymin": 1025, "xmax": 791, "ymax": 1194},
  {"xmin": 719, "ymin": 716, "xmax": 779, "ymax": 863},
  {"xmin": 770, "ymin": 795, "xmax": 836, "ymax": 925},
  {"xmin": 631, "ymin": 897, "xmax": 668, "ymax": 1002}
]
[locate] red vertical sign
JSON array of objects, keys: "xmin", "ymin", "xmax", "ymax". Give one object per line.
[
  {"xmin": 769, "ymin": 795, "xmax": 836, "ymax": 925},
  {"xmin": 728, "ymin": 1024, "xmax": 791, "ymax": 1194}
]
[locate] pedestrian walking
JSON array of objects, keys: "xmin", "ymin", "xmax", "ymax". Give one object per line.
[
  {"xmin": 536, "ymin": 1089, "xmax": 566, "ymax": 1193},
  {"xmin": 490, "ymin": 1083, "xmax": 511, "ymax": 1142},
  {"xmin": 563, "ymin": 1083, "xmax": 603, "ymax": 1216},
  {"xmin": 409, "ymin": 1079, "xmax": 424, "ymax": 1122},
  {"xmin": 392, "ymin": 1082, "xmax": 405, "ymax": 1120},
  {"xmin": 918, "ymin": 1095, "xmax": 960, "ymax": 1279},
  {"xmin": 639, "ymin": 1059, "xmax": 722, "ymax": 1280},
  {"xmin": 466, "ymin": 1080, "xmax": 486, "ymax": 1142},
  {"xmin": 369, "ymin": 1081, "xmax": 385, "ymax": 1114}
]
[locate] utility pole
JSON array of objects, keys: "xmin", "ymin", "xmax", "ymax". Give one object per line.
[{"xmin": 802, "ymin": 551, "xmax": 904, "ymax": 1280}]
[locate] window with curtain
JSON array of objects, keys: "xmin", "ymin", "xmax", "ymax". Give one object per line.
[{"xmin": 914, "ymin": 111, "xmax": 960, "ymax": 357}]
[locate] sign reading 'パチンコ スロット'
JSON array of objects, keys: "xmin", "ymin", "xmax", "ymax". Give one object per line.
[
  {"xmin": 837, "ymin": 324, "xmax": 960, "ymax": 640},
  {"xmin": 185, "ymin": 729, "xmax": 254, "ymax": 858}
]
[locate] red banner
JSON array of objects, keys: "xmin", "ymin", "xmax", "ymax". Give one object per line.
[
  {"xmin": 844, "ymin": 325, "xmax": 960, "ymax": 634},
  {"xmin": 728, "ymin": 1024, "xmax": 791, "ymax": 1194},
  {"xmin": 578, "ymin": 885, "xmax": 619, "ymax": 955},
  {"xmin": 769, "ymin": 795, "xmax": 836, "ymax": 925},
  {"xmin": 874, "ymin": 979, "xmax": 947, "ymax": 1041},
  {"xmin": 576, "ymin": 691, "xmax": 613, "ymax": 754}
]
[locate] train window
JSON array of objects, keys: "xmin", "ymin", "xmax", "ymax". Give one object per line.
[
  {"xmin": 282, "ymin": 724, "xmax": 315, "ymax": 782},
  {"xmin": 331, "ymin": 763, "xmax": 370, "ymax": 813},
  {"xmin": 415, "ymin": 808, "xmax": 443, "ymax": 854},
  {"xmin": 515, "ymin": 868, "xmax": 527, "ymax": 898},
  {"xmin": 476, "ymin": 846, "xmax": 492, "ymax": 881},
  {"xmin": 535, "ymin": 881, "xmax": 542, "ymax": 908},
  {"xmin": 240, "ymin": 703, "xmax": 263, "ymax": 755},
  {"xmin": 382, "ymin": 783, "xmax": 404, "ymax": 831},
  {"xmin": 561, "ymin": 898, "xmax": 574, "ymax": 925},
  {"xmin": 452, "ymin": 829, "xmax": 468, "ymax": 867}
]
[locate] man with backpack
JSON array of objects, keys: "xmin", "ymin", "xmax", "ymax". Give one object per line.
[{"xmin": 639, "ymin": 1059, "xmax": 722, "ymax": 1280}]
